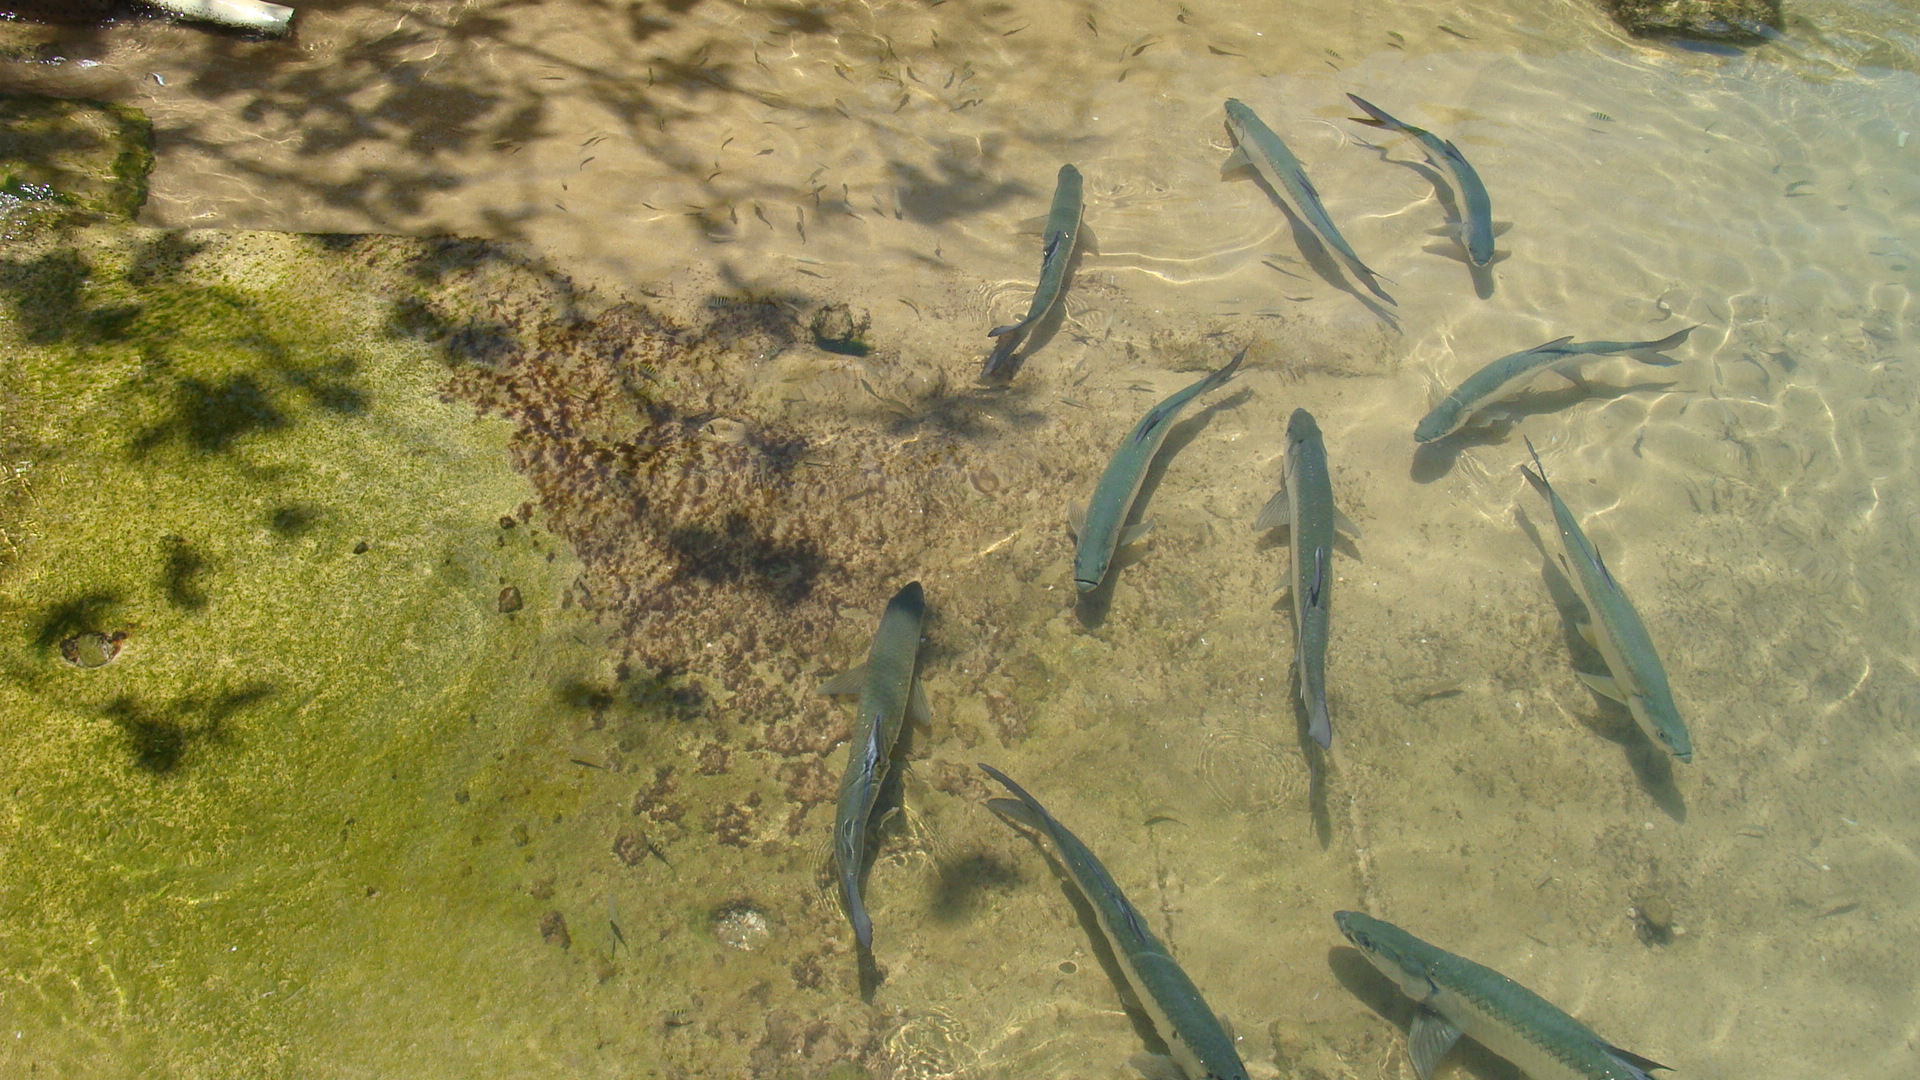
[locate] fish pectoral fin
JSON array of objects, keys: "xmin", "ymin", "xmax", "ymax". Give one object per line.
[
  {"xmin": 985, "ymin": 796, "xmax": 1045, "ymax": 833},
  {"xmin": 1333, "ymin": 505, "xmax": 1363, "ymax": 539},
  {"xmin": 1577, "ymin": 670, "xmax": 1628, "ymax": 703},
  {"xmin": 1407, "ymin": 1007, "xmax": 1464, "ymax": 1080},
  {"xmin": 1600, "ymin": 1042, "xmax": 1672, "ymax": 1079},
  {"xmin": 1420, "ymin": 239, "xmax": 1475, "ymax": 264},
  {"xmin": 1120, "ymin": 520, "xmax": 1154, "ymax": 546},
  {"xmin": 1221, "ymin": 146, "xmax": 1254, "ymax": 176},
  {"xmin": 1077, "ymin": 223, "xmax": 1100, "ymax": 256},
  {"xmin": 1254, "ymin": 488, "xmax": 1292, "ymax": 530},
  {"xmin": 1575, "ymin": 619, "xmax": 1600, "ymax": 648},
  {"xmin": 907, "ymin": 677, "xmax": 933, "ymax": 727},
  {"xmin": 1012, "ymin": 212, "xmax": 1049, "ymax": 234},
  {"xmin": 818, "ymin": 664, "xmax": 869, "ymax": 696},
  {"xmin": 1067, "ymin": 502, "xmax": 1088, "ymax": 539},
  {"xmin": 1124, "ymin": 1053, "xmax": 1185, "ymax": 1080}
]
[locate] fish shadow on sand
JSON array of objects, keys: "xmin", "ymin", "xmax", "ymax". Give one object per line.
[
  {"xmin": 1354, "ymin": 142, "xmax": 1498, "ymax": 299},
  {"xmin": 1515, "ymin": 508, "xmax": 1686, "ymax": 822},
  {"xmin": 1074, "ymin": 387, "xmax": 1252, "ymax": 628},
  {"xmin": 1329, "ymin": 946, "xmax": 1526, "ymax": 1080},
  {"xmin": 1253, "ymin": 518, "xmax": 1362, "ymax": 849},
  {"xmin": 978, "ymin": 245, "xmax": 1088, "ymax": 384},
  {"xmin": 998, "ymin": 824, "xmax": 1180, "ymax": 1063},
  {"xmin": 1409, "ymin": 377, "xmax": 1680, "ymax": 484},
  {"xmin": 1238, "ymin": 176, "xmax": 1399, "ymax": 331}
]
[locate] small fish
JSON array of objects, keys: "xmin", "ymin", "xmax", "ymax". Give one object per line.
[
  {"xmin": 820, "ymin": 582, "xmax": 931, "ymax": 950},
  {"xmin": 1223, "ymin": 99, "xmax": 1395, "ymax": 306},
  {"xmin": 1414, "ymin": 327, "xmax": 1695, "ymax": 443},
  {"xmin": 1519, "ymin": 442, "xmax": 1692, "ymax": 762},
  {"xmin": 1254, "ymin": 409, "xmax": 1359, "ymax": 747},
  {"xmin": 983, "ymin": 164, "xmax": 1085, "ymax": 381},
  {"xmin": 1337, "ymin": 911, "xmax": 1671, "ymax": 1080},
  {"xmin": 981, "ymin": 765, "xmax": 1249, "ymax": 1080},
  {"xmin": 1345, "ymin": 94, "xmax": 1498, "ymax": 268},
  {"xmin": 1072, "ymin": 348, "xmax": 1246, "ymax": 592}
]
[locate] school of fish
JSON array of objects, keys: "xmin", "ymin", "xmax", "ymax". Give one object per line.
[{"xmin": 815, "ymin": 93, "xmax": 1696, "ymax": 1080}]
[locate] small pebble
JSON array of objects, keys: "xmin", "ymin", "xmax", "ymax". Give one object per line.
[{"xmin": 539, "ymin": 910, "xmax": 570, "ymax": 949}]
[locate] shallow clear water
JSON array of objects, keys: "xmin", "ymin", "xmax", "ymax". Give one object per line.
[{"xmin": 3, "ymin": 1, "xmax": 1919, "ymax": 1077}]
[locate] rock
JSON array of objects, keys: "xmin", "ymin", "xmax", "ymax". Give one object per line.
[{"xmin": 1601, "ymin": 0, "xmax": 1783, "ymax": 41}]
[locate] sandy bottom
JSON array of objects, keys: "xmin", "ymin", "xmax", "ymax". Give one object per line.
[{"xmin": 2, "ymin": 0, "xmax": 1918, "ymax": 1077}]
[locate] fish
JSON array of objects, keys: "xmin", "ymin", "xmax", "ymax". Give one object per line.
[
  {"xmin": 1519, "ymin": 441, "xmax": 1692, "ymax": 762},
  {"xmin": 1071, "ymin": 348, "xmax": 1246, "ymax": 592},
  {"xmin": 819, "ymin": 581, "xmax": 931, "ymax": 950},
  {"xmin": 982, "ymin": 164, "xmax": 1085, "ymax": 381},
  {"xmin": 981, "ymin": 765, "xmax": 1249, "ymax": 1080},
  {"xmin": 1254, "ymin": 409, "xmax": 1359, "ymax": 747},
  {"xmin": 1336, "ymin": 910, "xmax": 1671, "ymax": 1080},
  {"xmin": 1345, "ymin": 93, "xmax": 1497, "ymax": 268},
  {"xmin": 1414, "ymin": 327, "xmax": 1695, "ymax": 443},
  {"xmin": 1223, "ymin": 98, "xmax": 1395, "ymax": 305}
]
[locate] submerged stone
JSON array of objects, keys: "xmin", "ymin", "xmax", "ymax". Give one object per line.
[{"xmin": 1602, "ymin": 0, "xmax": 1784, "ymax": 42}]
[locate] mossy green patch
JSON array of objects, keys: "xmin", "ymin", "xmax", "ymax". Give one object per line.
[
  {"xmin": 0, "ymin": 223, "xmax": 632, "ymax": 1076},
  {"xmin": 0, "ymin": 94, "xmax": 151, "ymax": 228}
]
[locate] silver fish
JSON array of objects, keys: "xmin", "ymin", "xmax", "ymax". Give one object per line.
[{"xmin": 819, "ymin": 582, "xmax": 930, "ymax": 950}]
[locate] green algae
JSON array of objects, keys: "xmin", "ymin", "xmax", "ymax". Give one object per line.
[
  {"xmin": 0, "ymin": 213, "xmax": 634, "ymax": 1075},
  {"xmin": 0, "ymin": 94, "xmax": 150, "ymax": 228}
]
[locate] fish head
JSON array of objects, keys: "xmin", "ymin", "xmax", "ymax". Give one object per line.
[
  {"xmin": 1071, "ymin": 545, "xmax": 1107, "ymax": 593},
  {"xmin": 1412, "ymin": 410, "xmax": 1455, "ymax": 443},
  {"xmin": 1335, "ymin": 911, "xmax": 1437, "ymax": 1000},
  {"xmin": 1286, "ymin": 407, "xmax": 1320, "ymax": 445},
  {"xmin": 1638, "ymin": 694, "xmax": 1694, "ymax": 763},
  {"xmin": 1223, "ymin": 98, "xmax": 1254, "ymax": 138}
]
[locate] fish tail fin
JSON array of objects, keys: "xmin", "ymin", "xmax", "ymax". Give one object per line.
[
  {"xmin": 1600, "ymin": 1044, "xmax": 1672, "ymax": 1080},
  {"xmin": 840, "ymin": 865, "xmax": 873, "ymax": 951},
  {"xmin": 1518, "ymin": 437, "xmax": 1552, "ymax": 498},
  {"xmin": 1307, "ymin": 699, "xmax": 1332, "ymax": 748},
  {"xmin": 1648, "ymin": 324, "xmax": 1698, "ymax": 352}
]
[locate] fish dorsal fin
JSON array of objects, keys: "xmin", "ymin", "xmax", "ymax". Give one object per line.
[
  {"xmin": 1600, "ymin": 1042, "xmax": 1672, "ymax": 1080},
  {"xmin": 1306, "ymin": 547, "xmax": 1328, "ymax": 608},
  {"xmin": 1254, "ymin": 487, "xmax": 1291, "ymax": 531},
  {"xmin": 1407, "ymin": 1006, "xmax": 1464, "ymax": 1080},
  {"xmin": 818, "ymin": 664, "xmax": 867, "ymax": 696},
  {"xmin": 1067, "ymin": 502, "xmax": 1088, "ymax": 539},
  {"xmin": 1534, "ymin": 335, "xmax": 1577, "ymax": 352},
  {"xmin": 1592, "ymin": 545, "xmax": 1619, "ymax": 591}
]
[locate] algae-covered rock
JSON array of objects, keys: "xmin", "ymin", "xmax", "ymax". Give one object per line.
[
  {"xmin": 1602, "ymin": 0, "xmax": 1783, "ymax": 41},
  {"xmin": 0, "ymin": 93, "xmax": 152, "ymax": 226}
]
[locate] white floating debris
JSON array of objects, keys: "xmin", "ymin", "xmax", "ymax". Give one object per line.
[{"xmin": 146, "ymin": 0, "xmax": 295, "ymax": 36}]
